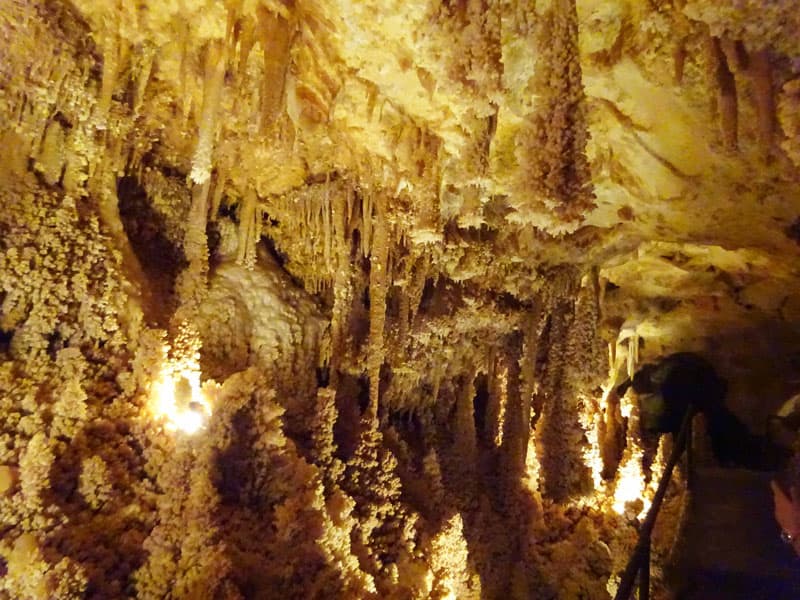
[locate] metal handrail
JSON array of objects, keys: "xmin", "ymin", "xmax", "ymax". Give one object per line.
[{"xmin": 614, "ymin": 408, "xmax": 695, "ymax": 600}]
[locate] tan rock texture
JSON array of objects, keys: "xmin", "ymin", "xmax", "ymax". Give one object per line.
[{"xmin": 1, "ymin": 0, "xmax": 799, "ymax": 598}]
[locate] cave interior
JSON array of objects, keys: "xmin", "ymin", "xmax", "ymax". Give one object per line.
[{"xmin": 2, "ymin": 0, "xmax": 800, "ymax": 598}]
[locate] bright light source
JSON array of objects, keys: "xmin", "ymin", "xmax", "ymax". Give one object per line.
[
  {"xmin": 151, "ymin": 366, "xmax": 212, "ymax": 435},
  {"xmin": 171, "ymin": 406, "xmax": 205, "ymax": 434},
  {"xmin": 612, "ymin": 454, "xmax": 649, "ymax": 516}
]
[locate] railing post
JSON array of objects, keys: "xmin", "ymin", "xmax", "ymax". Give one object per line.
[
  {"xmin": 614, "ymin": 408, "xmax": 694, "ymax": 600},
  {"xmin": 638, "ymin": 539, "xmax": 651, "ymax": 600},
  {"xmin": 686, "ymin": 415, "xmax": 694, "ymax": 491}
]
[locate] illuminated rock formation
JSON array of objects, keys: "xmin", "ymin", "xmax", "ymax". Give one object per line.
[{"xmin": 1, "ymin": 0, "xmax": 800, "ymax": 598}]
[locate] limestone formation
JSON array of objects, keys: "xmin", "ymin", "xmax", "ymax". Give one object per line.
[{"xmin": 1, "ymin": 1, "xmax": 799, "ymax": 598}]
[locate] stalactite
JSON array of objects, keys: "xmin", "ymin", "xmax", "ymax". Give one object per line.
[
  {"xmin": 209, "ymin": 169, "xmax": 226, "ymax": 221},
  {"xmin": 709, "ymin": 36, "xmax": 738, "ymax": 150},
  {"xmin": 431, "ymin": 367, "xmax": 444, "ymax": 419},
  {"xmin": 35, "ymin": 120, "xmax": 65, "ymax": 187},
  {"xmin": 328, "ymin": 188, "xmax": 353, "ymax": 389},
  {"xmin": 485, "ymin": 350, "xmax": 507, "ymax": 448},
  {"xmin": 236, "ymin": 16, "xmax": 257, "ymax": 77},
  {"xmin": 407, "ymin": 254, "xmax": 431, "ymax": 327},
  {"xmin": 673, "ymin": 41, "xmax": 687, "ymax": 85},
  {"xmin": 361, "ymin": 190, "xmax": 373, "ymax": 258},
  {"xmin": 177, "ymin": 19, "xmax": 191, "ymax": 120},
  {"xmin": 748, "ymin": 48, "xmax": 775, "ymax": 152},
  {"xmin": 236, "ymin": 188, "xmax": 258, "ymax": 268},
  {"xmin": 422, "ymin": 448, "xmax": 445, "ymax": 510},
  {"xmin": 395, "ymin": 261, "xmax": 413, "ymax": 349},
  {"xmin": 345, "ymin": 184, "xmax": 355, "ymax": 235},
  {"xmin": 191, "ymin": 40, "xmax": 227, "ymax": 186},
  {"xmin": 568, "ymin": 272, "xmax": 606, "ymax": 387},
  {"xmin": 524, "ymin": 0, "xmax": 594, "ymax": 220},
  {"xmin": 366, "ymin": 193, "xmax": 389, "ymax": 421},
  {"xmin": 323, "ymin": 175, "xmax": 332, "ymax": 265},
  {"xmin": 719, "ymin": 38, "xmax": 747, "ymax": 74},
  {"xmin": 778, "ymin": 79, "xmax": 800, "ymax": 168},
  {"xmin": 96, "ymin": 32, "xmax": 119, "ymax": 124},
  {"xmin": 626, "ymin": 333, "xmax": 639, "ymax": 378},
  {"xmin": 132, "ymin": 46, "xmax": 154, "ymax": 117},
  {"xmin": 256, "ymin": 5, "xmax": 293, "ymax": 131},
  {"xmin": 170, "ymin": 169, "xmax": 213, "ymax": 353},
  {"xmin": 92, "ymin": 167, "xmax": 152, "ymax": 320}
]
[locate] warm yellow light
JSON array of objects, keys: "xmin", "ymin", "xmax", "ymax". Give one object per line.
[
  {"xmin": 151, "ymin": 366, "xmax": 212, "ymax": 435},
  {"xmin": 493, "ymin": 364, "xmax": 508, "ymax": 447},
  {"xmin": 581, "ymin": 387, "xmax": 610, "ymax": 493},
  {"xmin": 523, "ymin": 434, "xmax": 541, "ymax": 493},
  {"xmin": 611, "ymin": 374, "xmax": 650, "ymax": 516},
  {"xmin": 612, "ymin": 452, "xmax": 650, "ymax": 516}
]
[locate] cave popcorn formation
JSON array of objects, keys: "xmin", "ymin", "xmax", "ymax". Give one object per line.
[{"xmin": 1, "ymin": 0, "xmax": 800, "ymax": 598}]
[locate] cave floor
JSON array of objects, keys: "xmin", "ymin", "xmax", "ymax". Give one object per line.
[{"xmin": 670, "ymin": 467, "xmax": 800, "ymax": 599}]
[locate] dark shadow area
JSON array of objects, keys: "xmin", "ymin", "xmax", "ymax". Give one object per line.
[
  {"xmin": 0, "ymin": 326, "xmax": 12, "ymax": 355},
  {"xmin": 45, "ymin": 418, "xmax": 150, "ymax": 599},
  {"xmin": 429, "ymin": 384, "xmax": 550, "ymax": 599},
  {"xmin": 669, "ymin": 468, "xmax": 800, "ymax": 600},
  {"xmin": 473, "ymin": 373, "xmax": 489, "ymax": 440},
  {"xmin": 117, "ymin": 175, "xmax": 186, "ymax": 326},
  {"xmin": 334, "ymin": 374, "xmax": 369, "ymax": 460},
  {"xmin": 216, "ymin": 408, "xmax": 258, "ymax": 506}
]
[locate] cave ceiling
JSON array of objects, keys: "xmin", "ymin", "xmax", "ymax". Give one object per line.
[{"xmin": 3, "ymin": 0, "xmax": 800, "ymax": 363}]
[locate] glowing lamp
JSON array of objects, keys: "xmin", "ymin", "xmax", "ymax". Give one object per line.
[{"xmin": 152, "ymin": 370, "xmax": 212, "ymax": 435}]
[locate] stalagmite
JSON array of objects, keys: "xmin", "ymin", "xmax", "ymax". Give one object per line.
[
  {"xmin": 323, "ymin": 176, "xmax": 332, "ymax": 265},
  {"xmin": 612, "ymin": 387, "xmax": 648, "ymax": 517},
  {"xmin": 328, "ymin": 188, "xmax": 353, "ymax": 388},
  {"xmin": 454, "ymin": 377, "xmax": 479, "ymax": 481},
  {"xmin": 518, "ymin": 305, "xmax": 543, "ymax": 470},
  {"xmin": 186, "ymin": 181, "xmax": 211, "ymax": 268}
]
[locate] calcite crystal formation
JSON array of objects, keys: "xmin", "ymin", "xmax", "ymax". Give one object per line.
[{"xmin": 1, "ymin": 0, "xmax": 799, "ymax": 598}]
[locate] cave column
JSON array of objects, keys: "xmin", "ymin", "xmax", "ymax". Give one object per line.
[
  {"xmin": 367, "ymin": 192, "xmax": 389, "ymax": 422},
  {"xmin": 501, "ymin": 334, "xmax": 526, "ymax": 487},
  {"xmin": 454, "ymin": 376, "xmax": 479, "ymax": 482}
]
